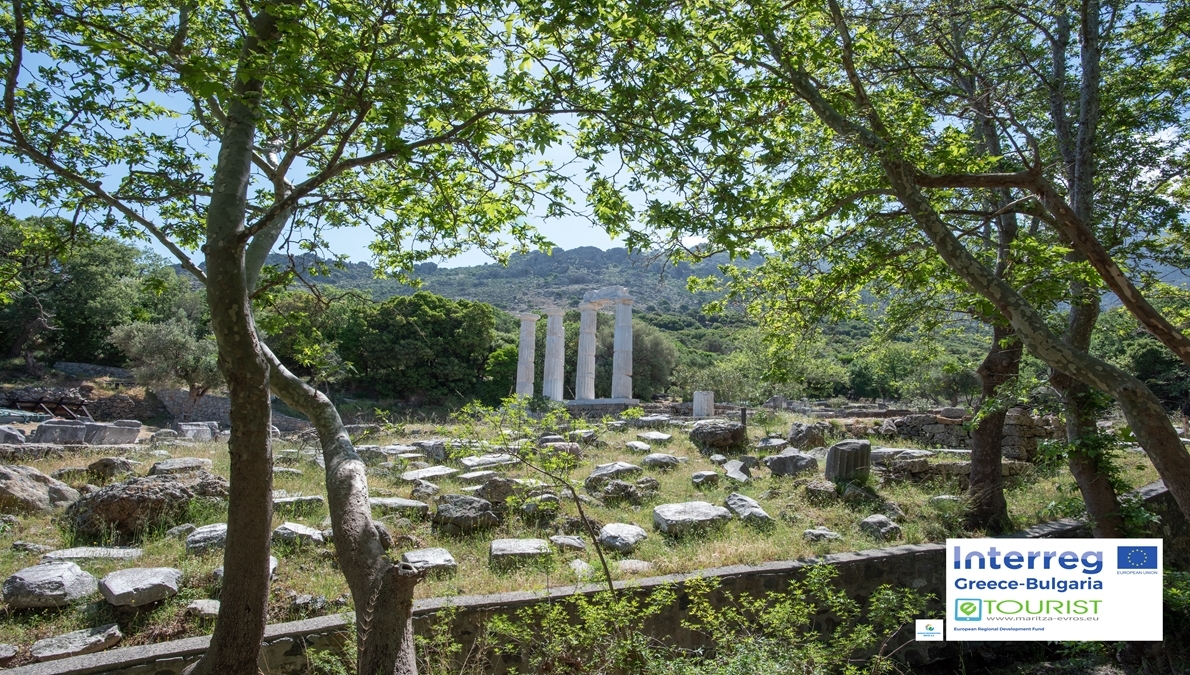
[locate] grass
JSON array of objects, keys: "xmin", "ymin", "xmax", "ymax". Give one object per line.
[{"xmin": 0, "ymin": 409, "xmax": 1163, "ymax": 661}]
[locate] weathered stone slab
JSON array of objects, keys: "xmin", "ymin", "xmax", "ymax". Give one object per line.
[
  {"xmin": 273, "ymin": 495, "xmax": 325, "ymax": 513},
  {"xmin": 410, "ymin": 479, "xmax": 440, "ymax": 499},
  {"xmin": 457, "ymin": 470, "xmax": 497, "ymax": 485},
  {"xmin": 84, "ymin": 421, "xmax": 141, "ymax": 445},
  {"xmin": 213, "ymin": 556, "xmax": 276, "ymax": 583},
  {"xmin": 272, "ymin": 522, "xmax": 324, "ymax": 546},
  {"xmin": 368, "ymin": 497, "xmax": 429, "ymax": 518},
  {"xmin": 617, "ymin": 559, "xmax": 654, "ymax": 575},
  {"xmin": 489, "ymin": 539, "xmax": 552, "ymax": 568},
  {"xmin": 31, "ymin": 624, "xmax": 121, "ymax": 662},
  {"xmin": 597, "ymin": 523, "xmax": 647, "ymax": 553},
  {"xmin": 66, "ymin": 471, "xmax": 228, "ymax": 540},
  {"xmin": 148, "ymin": 457, "xmax": 213, "ymax": 475},
  {"xmin": 0, "ymin": 465, "xmax": 79, "ymax": 513},
  {"xmin": 755, "ymin": 437, "xmax": 788, "ymax": 451},
  {"xmin": 3, "ymin": 562, "xmax": 97, "ymax": 608},
  {"xmin": 763, "ymin": 452, "xmax": 818, "ymax": 477},
  {"xmin": 549, "ymin": 534, "xmax": 585, "ymax": 551},
  {"xmin": 691, "ymin": 471, "xmax": 719, "ymax": 487},
  {"xmin": 653, "ymin": 502, "xmax": 731, "ymax": 536},
  {"xmin": 186, "ymin": 523, "xmax": 228, "ymax": 554},
  {"xmin": 859, "ymin": 514, "xmax": 901, "ymax": 541},
  {"xmin": 584, "ymin": 462, "xmax": 642, "ymax": 490},
  {"xmin": 458, "ymin": 453, "xmax": 518, "ymax": 470},
  {"xmin": 724, "ymin": 493, "xmax": 773, "ymax": 525},
  {"xmin": 410, "ymin": 439, "xmax": 447, "ymax": 462},
  {"xmin": 0, "ymin": 425, "xmax": 25, "ymax": 444},
  {"xmin": 641, "ymin": 453, "xmax": 680, "ymax": 470},
  {"xmin": 40, "ymin": 547, "xmax": 143, "ymax": 564},
  {"xmin": 174, "ymin": 422, "xmax": 218, "ymax": 442},
  {"xmin": 99, "ymin": 567, "xmax": 182, "ymax": 607},
  {"xmin": 401, "ymin": 547, "xmax": 457, "ymax": 575},
  {"xmin": 803, "ymin": 527, "xmax": 843, "ymax": 542},
  {"xmin": 399, "ymin": 465, "xmax": 458, "ymax": 482},
  {"xmin": 432, "ymin": 495, "xmax": 499, "ymax": 535},
  {"xmin": 186, "ymin": 599, "xmax": 220, "ymax": 618},
  {"xmin": 624, "ymin": 441, "xmax": 651, "ymax": 453},
  {"xmin": 30, "ymin": 419, "xmax": 87, "ymax": 445},
  {"xmin": 636, "ymin": 431, "xmax": 671, "ymax": 442},
  {"xmin": 804, "ymin": 480, "xmax": 838, "ymax": 504},
  {"xmin": 787, "ymin": 421, "xmax": 829, "ymax": 449},
  {"xmin": 87, "ymin": 457, "xmax": 135, "ymax": 481},
  {"xmin": 689, "ymin": 420, "xmax": 746, "ymax": 452},
  {"xmin": 722, "ymin": 459, "xmax": 751, "ymax": 483}
]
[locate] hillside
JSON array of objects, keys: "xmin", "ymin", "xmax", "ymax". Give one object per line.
[{"xmin": 268, "ymin": 247, "xmax": 760, "ymax": 312}]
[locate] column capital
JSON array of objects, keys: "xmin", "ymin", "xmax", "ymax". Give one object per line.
[
  {"xmin": 518, "ymin": 313, "xmax": 540, "ymax": 322},
  {"xmin": 544, "ymin": 307, "xmax": 566, "ymax": 316},
  {"xmin": 578, "ymin": 302, "xmax": 598, "ymax": 312},
  {"xmin": 615, "ymin": 297, "xmax": 634, "ymax": 306}
]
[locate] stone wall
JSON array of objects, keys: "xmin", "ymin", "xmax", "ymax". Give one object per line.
[
  {"xmin": 12, "ymin": 480, "xmax": 1185, "ymax": 675},
  {"xmin": 879, "ymin": 408, "xmax": 1063, "ymax": 459},
  {"xmin": 153, "ymin": 390, "xmax": 309, "ymax": 432},
  {"xmin": 52, "ymin": 362, "xmax": 134, "ymax": 381}
]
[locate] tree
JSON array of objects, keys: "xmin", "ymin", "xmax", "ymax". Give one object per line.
[
  {"xmin": 108, "ymin": 317, "xmax": 223, "ymax": 421},
  {"xmin": 533, "ymin": 0, "xmax": 1190, "ymax": 528},
  {"xmin": 2, "ymin": 0, "xmax": 574, "ymax": 673}
]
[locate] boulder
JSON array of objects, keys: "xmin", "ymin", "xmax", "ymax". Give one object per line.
[
  {"xmin": 824, "ymin": 440, "xmax": 872, "ymax": 482},
  {"xmin": 12, "ymin": 541, "xmax": 51, "ymax": 554},
  {"xmin": 569, "ymin": 429, "xmax": 598, "ymax": 444},
  {"xmin": 803, "ymin": 527, "xmax": 843, "ymax": 542},
  {"xmin": 0, "ymin": 465, "xmax": 79, "ymax": 513},
  {"xmin": 624, "ymin": 441, "xmax": 651, "ymax": 453},
  {"xmin": 489, "ymin": 538, "xmax": 552, "ymax": 569},
  {"xmin": 174, "ymin": 422, "xmax": 218, "ymax": 442},
  {"xmin": 859, "ymin": 514, "xmax": 901, "ymax": 541},
  {"xmin": 0, "ymin": 643, "xmax": 15, "ymax": 665},
  {"xmin": 432, "ymin": 495, "xmax": 499, "ymax": 535},
  {"xmin": 369, "ymin": 497, "xmax": 429, "ymax": 519},
  {"xmin": 804, "ymin": 480, "xmax": 838, "ymax": 504},
  {"xmin": 30, "ymin": 624, "xmax": 121, "ymax": 662},
  {"xmin": 763, "ymin": 452, "xmax": 818, "ymax": 477},
  {"xmin": 3, "ymin": 562, "xmax": 97, "ymax": 608},
  {"xmin": 87, "ymin": 457, "xmax": 136, "ymax": 481},
  {"xmin": 722, "ymin": 459, "xmax": 751, "ymax": 484},
  {"xmin": 40, "ymin": 547, "xmax": 143, "ymax": 564},
  {"xmin": 724, "ymin": 493, "xmax": 773, "ymax": 525},
  {"xmin": 30, "ymin": 419, "xmax": 87, "ymax": 444},
  {"xmin": 584, "ymin": 462, "xmax": 642, "ymax": 490},
  {"xmin": 185, "ymin": 523, "xmax": 228, "ymax": 554},
  {"xmin": 938, "ymin": 407, "xmax": 966, "ymax": 419},
  {"xmin": 0, "ymin": 425, "xmax": 26, "ymax": 444},
  {"xmin": 597, "ymin": 523, "xmax": 648, "ymax": 553},
  {"xmin": 549, "ymin": 534, "xmax": 585, "ymax": 551},
  {"xmin": 600, "ymin": 480, "xmax": 645, "ymax": 505},
  {"xmin": 688, "ymin": 420, "xmax": 746, "ymax": 452},
  {"xmin": 150, "ymin": 429, "xmax": 178, "ymax": 443},
  {"xmin": 653, "ymin": 502, "xmax": 732, "ymax": 537},
  {"xmin": 787, "ymin": 421, "xmax": 830, "ymax": 450},
  {"xmin": 273, "ymin": 522, "xmax": 324, "ymax": 546},
  {"xmin": 542, "ymin": 442, "xmax": 583, "ymax": 459},
  {"xmin": 475, "ymin": 477, "xmax": 521, "ymax": 506},
  {"xmin": 401, "ymin": 547, "xmax": 457, "ymax": 575},
  {"xmin": 148, "ymin": 457, "xmax": 213, "ymax": 475},
  {"xmin": 641, "ymin": 453, "xmax": 680, "ymax": 470},
  {"xmin": 66, "ymin": 471, "xmax": 228, "ymax": 539},
  {"xmin": 99, "ymin": 567, "xmax": 182, "ymax": 607},
  {"xmin": 399, "ymin": 465, "xmax": 458, "ymax": 482},
  {"xmin": 691, "ymin": 471, "xmax": 719, "ymax": 488}
]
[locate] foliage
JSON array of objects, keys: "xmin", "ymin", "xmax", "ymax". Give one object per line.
[
  {"xmin": 108, "ymin": 316, "xmax": 223, "ymax": 398},
  {"xmin": 1093, "ymin": 300, "xmax": 1190, "ymax": 412}
]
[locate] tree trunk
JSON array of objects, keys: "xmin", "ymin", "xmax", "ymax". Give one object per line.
[
  {"xmin": 6, "ymin": 314, "xmax": 50, "ymax": 359},
  {"xmin": 262, "ymin": 344, "xmax": 423, "ymax": 675},
  {"xmin": 182, "ymin": 384, "xmax": 207, "ymax": 424},
  {"xmin": 180, "ymin": 8, "xmax": 286, "ymax": 675},
  {"xmin": 967, "ymin": 324, "xmax": 1019, "ymax": 532}
]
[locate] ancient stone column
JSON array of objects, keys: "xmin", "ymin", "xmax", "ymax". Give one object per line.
[
  {"xmin": 611, "ymin": 296, "xmax": 634, "ymax": 399},
  {"xmin": 574, "ymin": 302, "xmax": 598, "ymax": 401},
  {"xmin": 542, "ymin": 308, "xmax": 566, "ymax": 401},
  {"xmin": 515, "ymin": 313, "xmax": 539, "ymax": 397},
  {"xmin": 692, "ymin": 391, "xmax": 714, "ymax": 417}
]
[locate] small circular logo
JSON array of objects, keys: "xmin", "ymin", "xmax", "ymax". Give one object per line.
[{"xmin": 925, "ymin": 624, "xmax": 934, "ymax": 631}]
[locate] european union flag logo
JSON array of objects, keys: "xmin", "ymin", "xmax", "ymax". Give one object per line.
[{"xmin": 1117, "ymin": 546, "xmax": 1158, "ymax": 569}]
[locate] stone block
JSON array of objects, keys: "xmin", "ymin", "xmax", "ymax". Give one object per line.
[
  {"xmin": 584, "ymin": 462, "xmax": 642, "ymax": 490},
  {"xmin": 688, "ymin": 420, "xmax": 746, "ymax": 452},
  {"xmin": 641, "ymin": 453, "xmax": 680, "ymax": 470},
  {"xmin": 31, "ymin": 624, "xmax": 121, "ymax": 662},
  {"xmin": 3, "ymin": 562, "xmax": 97, "ymax": 608},
  {"xmin": 174, "ymin": 422, "xmax": 218, "ymax": 442},
  {"xmin": 0, "ymin": 465, "xmax": 80, "ymax": 513},
  {"xmin": 272, "ymin": 522, "xmax": 324, "ymax": 546},
  {"xmin": 763, "ymin": 452, "xmax": 818, "ymax": 477},
  {"xmin": 186, "ymin": 523, "xmax": 228, "ymax": 554},
  {"xmin": 653, "ymin": 501, "xmax": 732, "ymax": 537},
  {"xmin": 859, "ymin": 514, "xmax": 902, "ymax": 541},
  {"xmin": 99, "ymin": 567, "xmax": 182, "ymax": 607},
  {"xmin": 400, "ymin": 465, "xmax": 458, "ymax": 482},
  {"xmin": 691, "ymin": 471, "xmax": 719, "ymax": 488},
  {"xmin": 489, "ymin": 538, "xmax": 552, "ymax": 569},
  {"xmin": 0, "ymin": 425, "xmax": 25, "ymax": 444},
  {"xmin": 401, "ymin": 547, "xmax": 457, "ymax": 575},
  {"xmin": 368, "ymin": 497, "xmax": 429, "ymax": 518},
  {"xmin": 724, "ymin": 493, "xmax": 773, "ymax": 526},
  {"xmin": 41, "ymin": 547, "xmax": 143, "ymax": 563},
  {"xmin": 432, "ymin": 495, "xmax": 499, "ymax": 535},
  {"xmin": 824, "ymin": 440, "xmax": 871, "ymax": 482},
  {"xmin": 597, "ymin": 523, "xmax": 647, "ymax": 553},
  {"xmin": 149, "ymin": 457, "xmax": 213, "ymax": 475},
  {"xmin": 84, "ymin": 421, "xmax": 141, "ymax": 445}
]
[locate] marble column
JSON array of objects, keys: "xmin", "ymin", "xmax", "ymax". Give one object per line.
[
  {"xmin": 574, "ymin": 302, "xmax": 598, "ymax": 400},
  {"xmin": 611, "ymin": 297, "xmax": 634, "ymax": 399},
  {"xmin": 515, "ymin": 313, "xmax": 539, "ymax": 397},
  {"xmin": 542, "ymin": 308, "xmax": 566, "ymax": 401}
]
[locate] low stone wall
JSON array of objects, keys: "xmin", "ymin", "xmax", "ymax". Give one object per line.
[
  {"xmin": 12, "ymin": 480, "xmax": 1185, "ymax": 675},
  {"xmin": 53, "ymin": 363, "xmax": 134, "ymax": 381},
  {"xmin": 153, "ymin": 390, "xmax": 309, "ymax": 432},
  {"xmin": 859, "ymin": 408, "xmax": 1064, "ymax": 459},
  {"xmin": 0, "ymin": 444, "xmax": 140, "ymax": 462}
]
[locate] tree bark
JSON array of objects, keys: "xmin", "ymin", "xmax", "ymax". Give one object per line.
[
  {"xmin": 967, "ymin": 324, "xmax": 1019, "ymax": 532},
  {"xmin": 262, "ymin": 344, "xmax": 423, "ymax": 675},
  {"xmin": 181, "ymin": 7, "xmax": 286, "ymax": 675}
]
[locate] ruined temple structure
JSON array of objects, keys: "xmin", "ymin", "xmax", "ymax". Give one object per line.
[{"xmin": 515, "ymin": 286, "xmax": 638, "ymax": 408}]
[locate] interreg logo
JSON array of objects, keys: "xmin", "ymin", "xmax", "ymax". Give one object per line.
[
  {"xmin": 1117, "ymin": 546, "xmax": 1158, "ymax": 570},
  {"xmin": 955, "ymin": 598, "xmax": 982, "ymax": 621}
]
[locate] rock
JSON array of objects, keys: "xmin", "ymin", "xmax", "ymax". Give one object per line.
[
  {"xmin": 722, "ymin": 459, "xmax": 751, "ymax": 483},
  {"xmin": 939, "ymin": 407, "xmax": 966, "ymax": 419},
  {"xmin": 3, "ymin": 562, "xmax": 97, "ymax": 608},
  {"xmin": 489, "ymin": 538, "xmax": 552, "ymax": 569},
  {"xmin": 584, "ymin": 462, "xmax": 642, "ymax": 490},
  {"xmin": 617, "ymin": 559, "xmax": 654, "ymax": 575},
  {"xmin": 541, "ymin": 442, "xmax": 583, "ymax": 459},
  {"xmin": 369, "ymin": 497, "xmax": 429, "ymax": 518},
  {"xmin": 174, "ymin": 422, "xmax": 218, "ymax": 442},
  {"xmin": 559, "ymin": 515, "xmax": 604, "ymax": 536},
  {"xmin": 0, "ymin": 425, "xmax": 25, "ymax": 444},
  {"xmin": 187, "ymin": 599, "xmax": 221, "ymax": 618},
  {"xmin": 521, "ymin": 494, "xmax": 560, "ymax": 523},
  {"xmin": 150, "ymin": 429, "xmax": 178, "ymax": 442},
  {"xmin": 803, "ymin": 527, "xmax": 843, "ymax": 542},
  {"xmin": 410, "ymin": 439, "xmax": 447, "ymax": 462},
  {"xmin": 636, "ymin": 431, "xmax": 672, "ymax": 442},
  {"xmin": 842, "ymin": 483, "xmax": 878, "ymax": 504},
  {"xmin": 99, "ymin": 567, "xmax": 182, "ymax": 607},
  {"xmin": 755, "ymin": 437, "xmax": 788, "ymax": 451},
  {"xmin": 804, "ymin": 480, "xmax": 838, "ymax": 504},
  {"xmin": 457, "ymin": 470, "xmax": 497, "ymax": 485},
  {"xmin": 549, "ymin": 534, "xmax": 586, "ymax": 551},
  {"xmin": 475, "ymin": 477, "xmax": 521, "ymax": 506},
  {"xmin": 824, "ymin": 440, "xmax": 872, "ymax": 482},
  {"xmin": 0, "ymin": 465, "xmax": 80, "ymax": 513},
  {"xmin": 432, "ymin": 495, "xmax": 499, "ymax": 535},
  {"xmin": 889, "ymin": 458, "xmax": 930, "ymax": 474},
  {"xmin": 459, "ymin": 453, "xmax": 518, "ymax": 470},
  {"xmin": 272, "ymin": 522, "xmax": 325, "ymax": 546},
  {"xmin": 12, "ymin": 541, "xmax": 52, "ymax": 554},
  {"xmin": 787, "ymin": 421, "xmax": 830, "ymax": 450},
  {"xmin": 400, "ymin": 465, "xmax": 459, "ymax": 482},
  {"xmin": 708, "ymin": 454, "xmax": 728, "ymax": 465},
  {"xmin": 84, "ymin": 421, "xmax": 141, "ymax": 445},
  {"xmin": 291, "ymin": 594, "xmax": 328, "ymax": 615},
  {"xmin": 691, "ymin": 471, "xmax": 719, "ymax": 488},
  {"xmin": 52, "ymin": 467, "xmax": 91, "ymax": 483},
  {"xmin": 653, "ymin": 502, "xmax": 732, "ymax": 536},
  {"xmin": 66, "ymin": 471, "xmax": 228, "ymax": 540},
  {"xmin": 30, "ymin": 624, "xmax": 121, "ymax": 662},
  {"xmin": 689, "ymin": 420, "xmax": 746, "ymax": 452},
  {"xmin": 87, "ymin": 457, "xmax": 135, "ymax": 481},
  {"xmin": 165, "ymin": 523, "xmax": 196, "ymax": 539},
  {"xmin": 763, "ymin": 452, "xmax": 818, "ymax": 477},
  {"xmin": 724, "ymin": 493, "xmax": 773, "ymax": 525},
  {"xmin": 40, "ymin": 547, "xmax": 143, "ymax": 563},
  {"xmin": 186, "ymin": 523, "xmax": 228, "ymax": 554},
  {"xmin": 406, "ymin": 461, "xmax": 432, "ymax": 470},
  {"xmin": 569, "ymin": 559, "xmax": 594, "ymax": 579},
  {"xmin": 598, "ymin": 523, "xmax": 648, "ymax": 553},
  {"xmin": 859, "ymin": 514, "xmax": 901, "ymax": 541},
  {"xmin": 630, "ymin": 414, "xmax": 673, "ymax": 428},
  {"xmin": 600, "ymin": 480, "xmax": 644, "ymax": 505},
  {"xmin": 30, "ymin": 419, "xmax": 87, "ymax": 444},
  {"xmin": 569, "ymin": 429, "xmax": 598, "ymax": 444},
  {"xmin": 401, "ymin": 547, "xmax": 457, "ymax": 575},
  {"xmin": 0, "ymin": 643, "xmax": 16, "ymax": 665},
  {"xmin": 410, "ymin": 480, "xmax": 440, "ymax": 499},
  {"xmin": 148, "ymin": 457, "xmax": 213, "ymax": 475},
  {"xmin": 641, "ymin": 453, "xmax": 680, "ymax": 470},
  {"xmin": 624, "ymin": 441, "xmax": 651, "ymax": 453}
]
